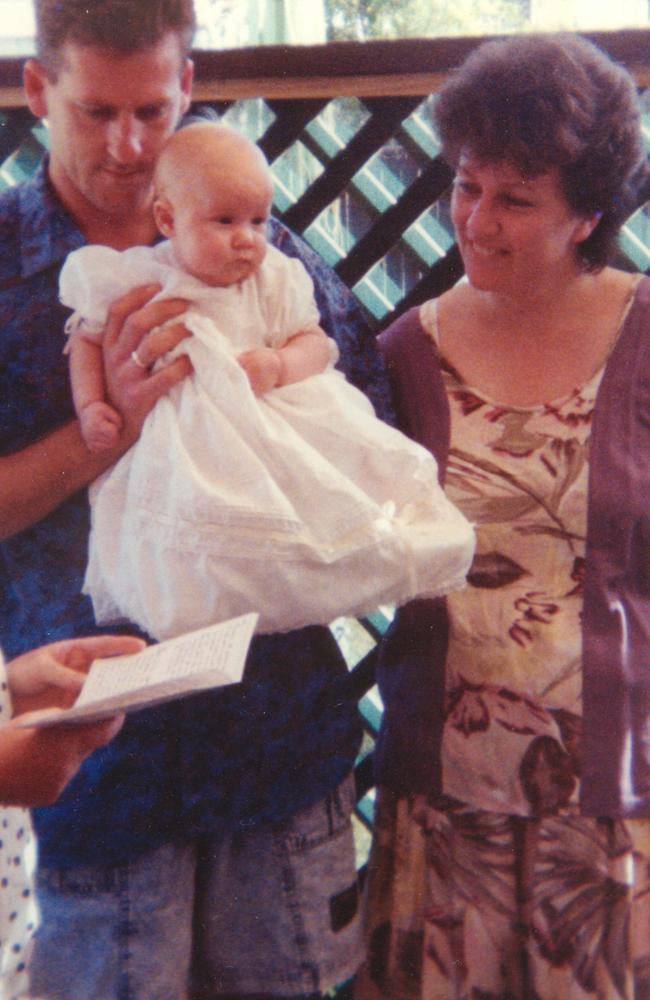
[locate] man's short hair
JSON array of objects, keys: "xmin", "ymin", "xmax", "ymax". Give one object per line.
[{"xmin": 34, "ymin": 0, "xmax": 197, "ymax": 77}]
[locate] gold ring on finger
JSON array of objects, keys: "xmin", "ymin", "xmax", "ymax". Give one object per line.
[{"xmin": 131, "ymin": 349, "xmax": 148, "ymax": 369}]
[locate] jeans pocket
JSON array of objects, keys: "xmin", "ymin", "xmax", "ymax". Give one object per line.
[
  {"xmin": 279, "ymin": 773, "xmax": 355, "ymax": 855},
  {"xmin": 37, "ymin": 863, "xmax": 125, "ymax": 897}
]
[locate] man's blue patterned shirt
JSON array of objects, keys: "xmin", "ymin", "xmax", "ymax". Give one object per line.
[{"xmin": 0, "ymin": 160, "xmax": 391, "ymax": 867}]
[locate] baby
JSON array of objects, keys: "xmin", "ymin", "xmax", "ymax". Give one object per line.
[
  {"xmin": 67, "ymin": 123, "xmax": 334, "ymax": 452},
  {"xmin": 61, "ymin": 122, "xmax": 475, "ymax": 639}
]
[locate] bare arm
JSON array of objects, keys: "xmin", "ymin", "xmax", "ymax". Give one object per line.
[
  {"xmin": 0, "ymin": 285, "xmax": 191, "ymax": 541},
  {"xmin": 69, "ymin": 335, "xmax": 123, "ymax": 452},
  {"xmin": 277, "ymin": 326, "xmax": 333, "ymax": 385},
  {"xmin": 1, "ymin": 635, "xmax": 144, "ymax": 807},
  {"xmin": 238, "ymin": 325, "xmax": 332, "ymax": 396},
  {"xmin": 0, "ymin": 420, "xmax": 118, "ymax": 541},
  {"xmin": 0, "ymin": 720, "xmax": 125, "ymax": 807},
  {"xmin": 69, "ymin": 336, "xmax": 107, "ymax": 416}
]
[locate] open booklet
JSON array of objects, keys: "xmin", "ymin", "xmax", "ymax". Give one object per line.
[{"xmin": 14, "ymin": 612, "xmax": 258, "ymax": 728}]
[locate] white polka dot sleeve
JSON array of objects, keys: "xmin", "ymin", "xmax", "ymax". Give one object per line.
[{"xmin": 0, "ymin": 651, "xmax": 38, "ymax": 1000}]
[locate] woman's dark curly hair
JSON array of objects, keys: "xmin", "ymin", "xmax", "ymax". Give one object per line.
[{"xmin": 433, "ymin": 33, "xmax": 647, "ymax": 271}]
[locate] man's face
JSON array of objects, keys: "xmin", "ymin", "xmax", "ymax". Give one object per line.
[{"xmin": 25, "ymin": 34, "xmax": 193, "ymax": 227}]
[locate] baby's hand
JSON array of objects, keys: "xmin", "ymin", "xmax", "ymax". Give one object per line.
[
  {"xmin": 237, "ymin": 348, "xmax": 283, "ymax": 396},
  {"xmin": 80, "ymin": 400, "xmax": 123, "ymax": 452}
]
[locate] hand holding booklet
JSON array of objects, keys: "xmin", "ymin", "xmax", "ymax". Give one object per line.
[{"xmin": 14, "ymin": 612, "xmax": 258, "ymax": 728}]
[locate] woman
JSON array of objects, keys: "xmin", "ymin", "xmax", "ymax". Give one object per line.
[
  {"xmin": 357, "ymin": 33, "xmax": 650, "ymax": 1000},
  {"xmin": 0, "ymin": 634, "xmax": 137, "ymax": 999}
]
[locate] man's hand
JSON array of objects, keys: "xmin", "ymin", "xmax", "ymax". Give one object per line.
[
  {"xmin": 0, "ymin": 287, "xmax": 193, "ymax": 540},
  {"xmin": 102, "ymin": 283, "xmax": 193, "ymax": 446}
]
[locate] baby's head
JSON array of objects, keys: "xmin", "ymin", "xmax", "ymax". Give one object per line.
[{"xmin": 153, "ymin": 122, "xmax": 274, "ymax": 287}]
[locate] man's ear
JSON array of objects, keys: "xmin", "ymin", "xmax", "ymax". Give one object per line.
[
  {"xmin": 179, "ymin": 58, "xmax": 194, "ymax": 116},
  {"xmin": 23, "ymin": 59, "xmax": 50, "ymax": 119},
  {"xmin": 154, "ymin": 197, "xmax": 175, "ymax": 238}
]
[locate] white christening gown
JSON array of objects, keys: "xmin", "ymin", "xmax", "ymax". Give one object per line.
[{"xmin": 60, "ymin": 242, "xmax": 474, "ymax": 639}]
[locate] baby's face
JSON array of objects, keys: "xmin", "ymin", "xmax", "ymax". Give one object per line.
[{"xmin": 169, "ymin": 166, "xmax": 272, "ymax": 287}]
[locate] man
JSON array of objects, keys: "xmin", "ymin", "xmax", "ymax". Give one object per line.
[{"xmin": 0, "ymin": 1, "xmax": 379, "ymax": 995}]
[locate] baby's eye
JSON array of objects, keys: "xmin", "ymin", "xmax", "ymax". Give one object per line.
[
  {"xmin": 252, "ymin": 217, "xmax": 268, "ymax": 226},
  {"xmin": 216, "ymin": 216, "xmax": 234, "ymax": 225}
]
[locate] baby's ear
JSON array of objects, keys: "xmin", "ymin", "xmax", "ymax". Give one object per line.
[{"xmin": 153, "ymin": 197, "xmax": 175, "ymax": 238}]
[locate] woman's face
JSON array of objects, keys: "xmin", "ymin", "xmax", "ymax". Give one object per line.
[{"xmin": 450, "ymin": 156, "xmax": 596, "ymax": 296}]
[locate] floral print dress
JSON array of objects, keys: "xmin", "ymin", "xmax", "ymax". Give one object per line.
[{"xmin": 357, "ymin": 293, "xmax": 650, "ymax": 1000}]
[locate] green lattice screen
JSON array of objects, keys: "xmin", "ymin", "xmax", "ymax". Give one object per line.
[{"xmin": 3, "ymin": 91, "xmax": 650, "ymax": 322}]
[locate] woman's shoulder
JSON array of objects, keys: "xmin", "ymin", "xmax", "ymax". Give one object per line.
[
  {"xmin": 378, "ymin": 304, "xmax": 428, "ymax": 354},
  {"xmin": 437, "ymin": 280, "xmax": 474, "ymax": 317},
  {"xmin": 377, "ymin": 303, "xmax": 442, "ymax": 387},
  {"xmin": 610, "ymin": 268, "xmax": 650, "ymax": 309},
  {"xmin": 432, "ymin": 281, "xmax": 480, "ymax": 350},
  {"xmin": 587, "ymin": 267, "xmax": 648, "ymax": 336}
]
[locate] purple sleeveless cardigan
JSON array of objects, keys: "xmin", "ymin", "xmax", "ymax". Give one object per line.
[{"xmin": 377, "ymin": 279, "xmax": 650, "ymax": 817}]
